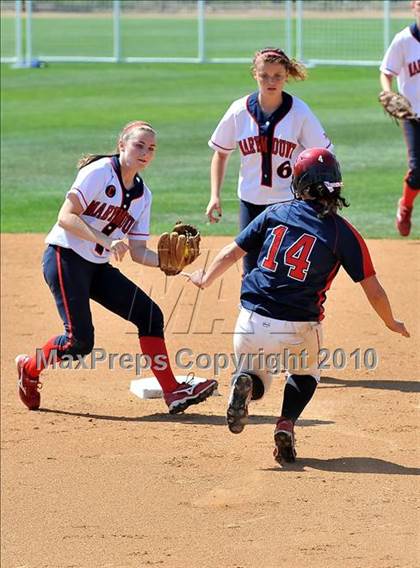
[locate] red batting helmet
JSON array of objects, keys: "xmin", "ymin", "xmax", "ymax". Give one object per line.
[{"xmin": 292, "ymin": 147, "xmax": 343, "ymax": 200}]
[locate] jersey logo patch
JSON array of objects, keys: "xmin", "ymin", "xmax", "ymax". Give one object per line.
[{"xmin": 105, "ymin": 185, "xmax": 116, "ymax": 198}]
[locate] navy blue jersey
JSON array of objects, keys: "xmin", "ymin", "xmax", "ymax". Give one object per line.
[{"xmin": 235, "ymin": 200, "xmax": 375, "ymax": 321}]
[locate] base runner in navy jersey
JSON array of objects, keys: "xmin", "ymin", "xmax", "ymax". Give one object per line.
[
  {"xmin": 190, "ymin": 148, "xmax": 409, "ymax": 464},
  {"xmin": 380, "ymin": 0, "xmax": 420, "ymax": 236},
  {"xmin": 15, "ymin": 120, "xmax": 217, "ymax": 414},
  {"xmin": 206, "ymin": 47, "xmax": 332, "ymax": 274}
]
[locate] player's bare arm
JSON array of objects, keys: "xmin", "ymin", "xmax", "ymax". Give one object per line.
[
  {"xmin": 128, "ymin": 239, "xmax": 159, "ymax": 267},
  {"xmin": 360, "ymin": 275, "xmax": 410, "ymax": 337},
  {"xmin": 57, "ymin": 194, "xmax": 129, "ymax": 262},
  {"xmin": 189, "ymin": 241, "xmax": 246, "ymax": 289},
  {"xmin": 206, "ymin": 151, "xmax": 230, "ymax": 223},
  {"xmin": 380, "ymin": 71, "xmax": 393, "ymax": 92}
]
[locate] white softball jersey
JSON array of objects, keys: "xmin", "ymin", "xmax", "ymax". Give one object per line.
[
  {"xmin": 208, "ymin": 91, "xmax": 332, "ymax": 205},
  {"xmin": 46, "ymin": 156, "xmax": 151, "ymax": 264},
  {"xmin": 380, "ymin": 24, "xmax": 420, "ymax": 115}
]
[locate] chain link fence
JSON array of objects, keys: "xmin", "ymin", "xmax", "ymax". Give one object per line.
[{"xmin": 0, "ymin": 0, "xmax": 413, "ymax": 65}]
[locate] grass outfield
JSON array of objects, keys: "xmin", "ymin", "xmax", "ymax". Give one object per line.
[{"xmin": 1, "ymin": 62, "xmax": 419, "ymax": 238}]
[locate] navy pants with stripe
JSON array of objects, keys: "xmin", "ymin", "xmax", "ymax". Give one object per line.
[
  {"xmin": 239, "ymin": 199, "xmax": 270, "ymax": 275},
  {"xmin": 42, "ymin": 245, "xmax": 164, "ymax": 360},
  {"xmin": 402, "ymin": 118, "xmax": 420, "ymax": 190}
]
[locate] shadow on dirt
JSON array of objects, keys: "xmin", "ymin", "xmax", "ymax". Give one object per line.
[
  {"xmin": 38, "ymin": 408, "xmax": 333, "ymax": 427},
  {"xmin": 263, "ymin": 457, "xmax": 420, "ymax": 475},
  {"xmin": 321, "ymin": 376, "xmax": 420, "ymax": 393}
]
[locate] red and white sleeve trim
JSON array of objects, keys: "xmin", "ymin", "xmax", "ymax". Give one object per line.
[
  {"xmin": 208, "ymin": 139, "xmax": 235, "ymax": 153},
  {"xmin": 68, "ymin": 187, "xmax": 89, "ymax": 209}
]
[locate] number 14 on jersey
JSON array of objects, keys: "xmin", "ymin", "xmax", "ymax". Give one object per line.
[{"xmin": 261, "ymin": 225, "xmax": 316, "ymax": 281}]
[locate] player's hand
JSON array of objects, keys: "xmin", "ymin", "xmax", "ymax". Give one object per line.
[
  {"xmin": 206, "ymin": 198, "xmax": 222, "ymax": 223},
  {"xmin": 109, "ymin": 239, "xmax": 130, "ymax": 262},
  {"xmin": 386, "ymin": 319, "xmax": 410, "ymax": 338},
  {"xmin": 187, "ymin": 268, "xmax": 206, "ymax": 289}
]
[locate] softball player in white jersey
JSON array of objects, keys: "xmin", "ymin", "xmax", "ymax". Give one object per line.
[
  {"xmin": 206, "ymin": 47, "xmax": 333, "ymax": 273},
  {"xmin": 15, "ymin": 120, "xmax": 217, "ymax": 414},
  {"xmin": 380, "ymin": 0, "xmax": 420, "ymax": 237}
]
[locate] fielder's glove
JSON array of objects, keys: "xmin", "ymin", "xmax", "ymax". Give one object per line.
[
  {"xmin": 378, "ymin": 91, "xmax": 418, "ymax": 121},
  {"xmin": 158, "ymin": 221, "xmax": 201, "ymax": 276}
]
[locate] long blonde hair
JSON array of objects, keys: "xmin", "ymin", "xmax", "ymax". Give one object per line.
[
  {"xmin": 252, "ymin": 47, "xmax": 307, "ymax": 81},
  {"xmin": 77, "ymin": 120, "xmax": 156, "ymax": 170}
]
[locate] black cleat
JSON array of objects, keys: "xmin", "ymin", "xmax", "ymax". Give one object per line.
[{"xmin": 226, "ymin": 373, "xmax": 253, "ymax": 434}]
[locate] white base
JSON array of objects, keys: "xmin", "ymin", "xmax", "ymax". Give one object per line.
[{"xmin": 130, "ymin": 376, "xmax": 221, "ymax": 400}]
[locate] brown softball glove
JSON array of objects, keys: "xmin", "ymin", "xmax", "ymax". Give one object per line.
[
  {"xmin": 158, "ymin": 221, "xmax": 201, "ymax": 276},
  {"xmin": 378, "ymin": 91, "xmax": 418, "ymax": 121}
]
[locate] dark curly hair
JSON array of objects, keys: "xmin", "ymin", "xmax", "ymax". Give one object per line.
[{"xmin": 298, "ymin": 182, "xmax": 350, "ymax": 218}]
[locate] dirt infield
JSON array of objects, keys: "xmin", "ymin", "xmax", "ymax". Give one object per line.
[{"xmin": 1, "ymin": 234, "xmax": 419, "ymax": 568}]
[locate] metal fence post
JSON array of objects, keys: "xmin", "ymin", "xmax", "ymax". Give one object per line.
[
  {"xmin": 113, "ymin": 0, "xmax": 121, "ymax": 62},
  {"xmin": 198, "ymin": 0, "xmax": 205, "ymax": 63},
  {"xmin": 15, "ymin": 0, "xmax": 23, "ymax": 66},
  {"xmin": 285, "ymin": 0, "xmax": 292, "ymax": 57},
  {"xmin": 383, "ymin": 0, "xmax": 390, "ymax": 52},
  {"xmin": 25, "ymin": 0, "xmax": 32, "ymax": 66},
  {"xmin": 296, "ymin": 0, "xmax": 303, "ymax": 61}
]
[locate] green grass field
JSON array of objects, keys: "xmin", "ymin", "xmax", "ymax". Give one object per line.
[{"xmin": 1, "ymin": 16, "xmax": 418, "ymax": 238}]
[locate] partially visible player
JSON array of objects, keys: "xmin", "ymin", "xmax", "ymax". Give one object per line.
[
  {"xmin": 206, "ymin": 47, "xmax": 332, "ymax": 274},
  {"xmin": 380, "ymin": 0, "xmax": 420, "ymax": 236},
  {"xmin": 191, "ymin": 148, "xmax": 409, "ymax": 464},
  {"xmin": 15, "ymin": 120, "xmax": 217, "ymax": 414}
]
